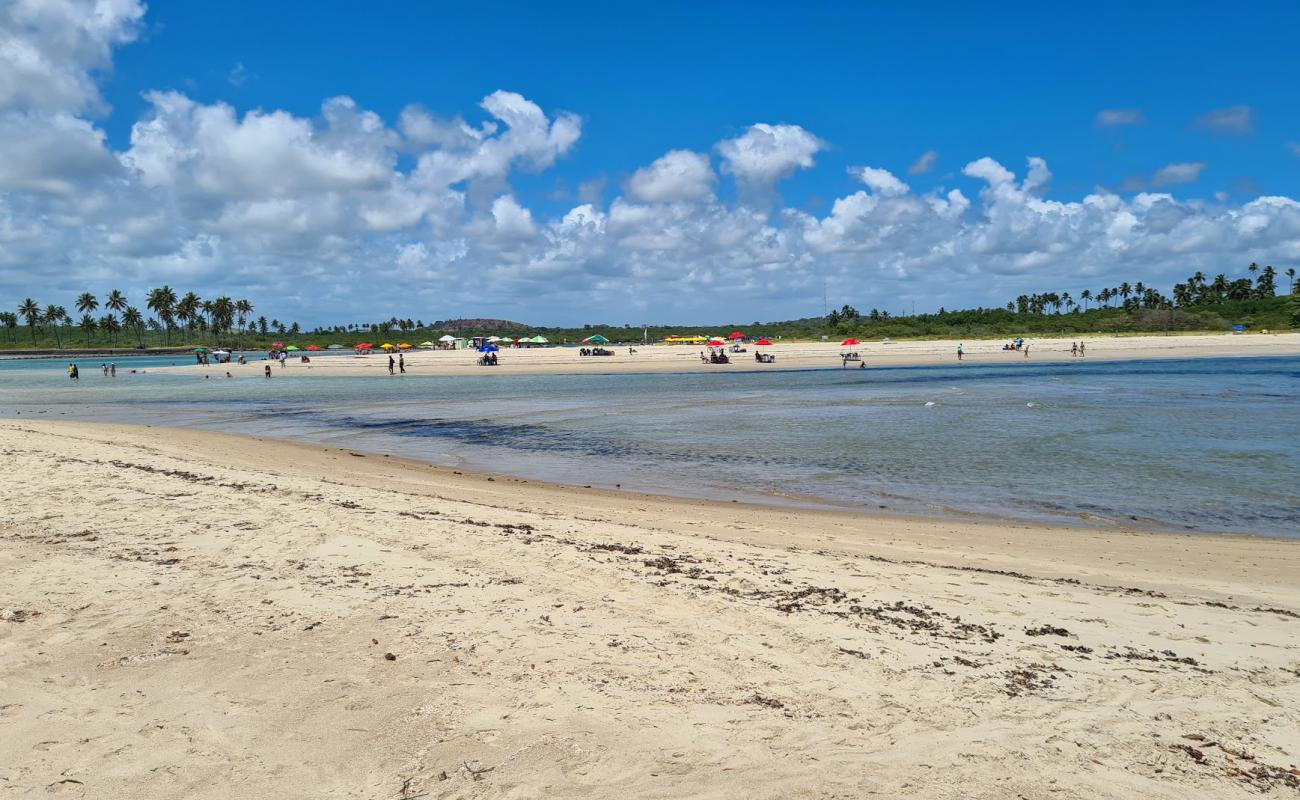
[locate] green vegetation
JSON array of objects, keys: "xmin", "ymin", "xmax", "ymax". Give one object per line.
[{"xmin": 4, "ymin": 265, "xmax": 1297, "ymax": 352}]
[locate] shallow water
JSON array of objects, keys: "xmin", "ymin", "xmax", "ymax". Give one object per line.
[{"xmin": 2, "ymin": 355, "xmax": 1297, "ymax": 537}]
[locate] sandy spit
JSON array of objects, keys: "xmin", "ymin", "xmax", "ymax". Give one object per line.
[
  {"xmin": 1, "ymin": 420, "xmax": 1297, "ymax": 799},
  {"xmin": 149, "ymin": 332, "xmax": 1300, "ymax": 379}
]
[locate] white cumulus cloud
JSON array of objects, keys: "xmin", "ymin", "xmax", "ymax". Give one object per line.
[
  {"xmin": 624, "ymin": 149, "xmax": 716, "ymax": 203},
  {"xmin": 716, "ymin": 123, "xmax": 824, "ymax": 186}
]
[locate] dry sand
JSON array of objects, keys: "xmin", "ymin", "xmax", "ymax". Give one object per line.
[
  {"xmin": 1, "ymin": 420, "xmax": 1298, "ymax": 799},
  {"xmin": 152, "ymin": 332, "xmax": 1300, "ymax": 379}
]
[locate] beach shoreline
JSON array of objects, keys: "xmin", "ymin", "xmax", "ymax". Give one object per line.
[
  {"xmin": 141, "ymin": 332, "xmax": 1300, "ymax": 379},
  {"xmin": 2, "ymin": 419, "xmax": 1297, "ymax": 798}
]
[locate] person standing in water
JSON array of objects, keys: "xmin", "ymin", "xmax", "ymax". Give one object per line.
[
  {"xmin": 264, "ymin": 364, "xmax": 272, "ymax": 378},
  {"xmin": 956, "ymin": 343, "xmax": 964, "ymax": 362},
  {"xmin": 68, "ymin": 363, "xmax": 79, "ymax": 380},
  {"xmin": 110, "ymin": 363, "xmax": 116, "ymax": 377}
]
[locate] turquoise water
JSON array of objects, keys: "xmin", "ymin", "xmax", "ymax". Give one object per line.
[{"xmin": 2, "ymin": 356, "xmax": 1297, "ymax": 537}]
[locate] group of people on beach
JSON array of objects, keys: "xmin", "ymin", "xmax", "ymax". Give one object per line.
[{"xmin": 1070, "ymin": 341, "xmax": 1087, "ymax": 357}]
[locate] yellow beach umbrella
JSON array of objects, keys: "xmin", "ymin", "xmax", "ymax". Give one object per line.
[{"xmin": 380, "ymin": 343, "xmax": 396, "ymax": 350}]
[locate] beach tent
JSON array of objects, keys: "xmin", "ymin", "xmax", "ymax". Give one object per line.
[
  {"xmin": 727, "ymin": 332, "xmax": 746, "ymax": 340},
  {"xmin": 582, "ymin": 335, "xmax": 609, "ymax": 343},
  {"xmin": 478, "ymin": 343, "xmax": 498, "ymax": 353},
  {"xmin": 754, "ymin": 338, "xmax": 772, "ymax": 346},
  {"xmin": 306, "ymin": 345, "xmax": 321, "ymax": 351},
  {"xmin": 327, "ymin": 344, "xmax": 344, "ymax": 349}
]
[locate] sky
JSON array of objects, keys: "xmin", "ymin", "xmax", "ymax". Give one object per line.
[{"xmin": 2, "ymin": 0, "xmax": 1299, "ymax": 326}]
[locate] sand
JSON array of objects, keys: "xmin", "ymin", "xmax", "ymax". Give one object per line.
[
  {"xmin": 2, "ymin": 420, "xmax": 1298, "ymax": 797},
  {"xmin": 149, "ymin": 332, "xmax": 1300, "ymax": 379}
]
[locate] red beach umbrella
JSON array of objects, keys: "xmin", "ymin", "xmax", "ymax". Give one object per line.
[
  {"xmin": 707, "ymin": 339, "xmax": 726, "ymax": 347},
  {"xmin": 270, "ymin": 341, "xmax": 285, "ymax": 349},
  {"xmin": 727, "ymin": 331, "xmax": 746, "ymax": 340},
  {"xmin": 306, "ymin": 345, "xmax": 321, "ymax": 351},
  {"xmin": 355, "ymin": 342, "xmax": 373, "ymax": 349},
  {"xmin": 841, "ymin": 338, "xmax": 860, "ymax": 346},
  {"xmin": 754, "ymin": 338, "xmax": 772, "ymax": 346}
]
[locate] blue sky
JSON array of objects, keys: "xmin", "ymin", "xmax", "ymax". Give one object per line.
[{"xmin": 2, "ymin": 0, "xmax": 1299, "ymax": 325}]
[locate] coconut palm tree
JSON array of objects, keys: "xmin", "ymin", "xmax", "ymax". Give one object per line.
[
  {"xmin": 18, "ymin": 298, "xmax": 40, "ymax": 346},
  {"xmin": 43, "ymin": 305, "xmax": 68, "ymax": 348},
  {"xmin": 1079, "ymin": 289, "xmax": 1092, "ymax": 311},
  {"xmin": 176, "ymin": 292, "xmax": 201, "ymax": 335},
  {"xmin": 100, "ymin": 313, "xmax": 121, "ymax": 346},
  {"xmin": 235, "ymin": 299, "xmax": 253, "ymax": 333},
  {"xmin": 0, "ymin": 311, "xmax": 17, "ymax": 344},
  {"xmin": 78, "ymin": 314, "xmax": 97, "ymax": 347},
  {"xmin": 122, "ymin": 306, "xmax": 144, "ymax": 348},
  {"xmin": 105, "ymin": 289, "xmax": 128, "ymax": 315},
  {"xmin": 146, "ymin": 285, "xmax": 177, "ymax": 345},
  {"xmin": 1287, "ymin": 267, "xmax": 1297, "ymax": 295},
  {"xmin": 75, "ymin": 292, "xmax": 99, "ymax": 316}
]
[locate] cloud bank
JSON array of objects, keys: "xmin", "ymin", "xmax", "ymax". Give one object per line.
[{"xmin": 1, "ymin": 1, "xmax": 1298, "ymax": 325}]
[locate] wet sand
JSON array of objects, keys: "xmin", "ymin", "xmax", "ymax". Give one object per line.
[
  {"xmin": 152, "ymin": 332, "xmax": 1300, "ymax": 379},
  {"xmin": 1, "ymin": 420, "xmax": 1297, "ymax": 798}
]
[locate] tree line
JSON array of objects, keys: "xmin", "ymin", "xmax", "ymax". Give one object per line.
[{"xmin": 2, "ymin": 287, "xmax": 262, "ymax": 348}]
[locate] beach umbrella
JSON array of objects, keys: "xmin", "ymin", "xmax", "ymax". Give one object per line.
[
  {"xmin": 398, "ymin": 343, "xmax": 413, "ymax": 349},
  {"xmin": 306, "ymin": 345, "xmax": 321, "ymax": 351},
  {"xmin": 380, "ymin": 343, "xmax": 396, "ymax": 350},
  {"xmin": 706, "ymin": 338, "xmax": 726, "ymax": 347},
  {"xmin": 438, "ymin": 334, "xmax": 456, "ymax": 342},
  {"xmin": 193, "ymin": 346, "xmax": 207, "ymax": 353},
  {"xmin": 727, "ymin": 331, "xmax": 746, "ymax": 340},
  {"xmin": 841, "ymin": 338, "xmax": 860, "ymax": 346},
  {"xmin": 486, "ymin": 336, "xmax": 501, "ymax": 342},
  {"xmin": 327, "ymin": 344, "xmax": 344, "ymax": 349},
  {"xmin": 284, "ymin": 345, "xmax": 300, "ymax": 352},
  {"xmin": 270, "ymin": 342, "xmax": 285, "ymax": 349},
  {"xmin": 755, "ymin": 338, "xmax": 772, "ymax": 346},
  {"xmin": 582, "ymin": 335, "xmax": 609, "ymax": 343},
  {"xmin": 355, "ymin": 342, "xmax": 373, "ymax": 348},
  {"xmin": 419, "ymin": 341, "xmax": 435, "ymax": 348},
  {"xmin": 531, "ymin": 336, "xmax": 549, "ymax": 344},
  {"xmin": 478, "ymin": 344, "xmax": 498, "ymax": 353}
]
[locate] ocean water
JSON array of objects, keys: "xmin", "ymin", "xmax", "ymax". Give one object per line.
[{"xmin": 1, "ymin": 355, "xmax": 1297, "ymax": 538}]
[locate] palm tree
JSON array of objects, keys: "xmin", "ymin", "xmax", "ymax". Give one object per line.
[
  {"xmin": 1248, "ymin": 262, "xmax": 1259, "ymax": 278},
  {"xmin": 176, "ymin": 292, "xmax": 201, "ymax": 335},
  {"xmin": 43, "ymin": 304, "xmax": 68, "ymax": 348},
  {"xmin": 100, "ymin": 313, "xmax": 121, "ymax": 346},
  {"xmin": 0, "ymin": 311, "xmax": 16, "ymax": 344},
  {"xmin": 146, "ymin": 285, "xmax": 177, "ymax": 345},
  {"xmin": 123, "ymin": 306, "xmax": 145, "ymax": 348},
  {"xmin": 78, "ymin": 314, "xmax": 97, "ymax": 347},
  {"xmin": 1286, "ymin": 268, "xmax": 1296, "ymax": 295},
  {"xmin": 1119, "ymin": 282, "xmax": 1131, "ymax": 303},
  {"xmin": 105, "ymin": 289, "xmax": 128, "ymax": 315},
  {"xmin": 235, "ymin": 299, "xmax": 253, "ymax": 333},
  {"xmin": 75, "ymin": 292, "xmax": 99, "ymax": 316},
  {"xmin": 1079, "ymin": 289, "xmax": 1092, "ymax": 311},
  {"xmin": 18, "ymin": 298, "xmax": 40, "ymax": 346}
]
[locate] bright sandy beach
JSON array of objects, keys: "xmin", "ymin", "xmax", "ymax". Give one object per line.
[
  {"xmin": 2, "ymin": 420, "xmax": 1297, "ymax": 798},
  {"xmin": 151, "ymin": 332, "xmax": 1300, "ymax": 379}
]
